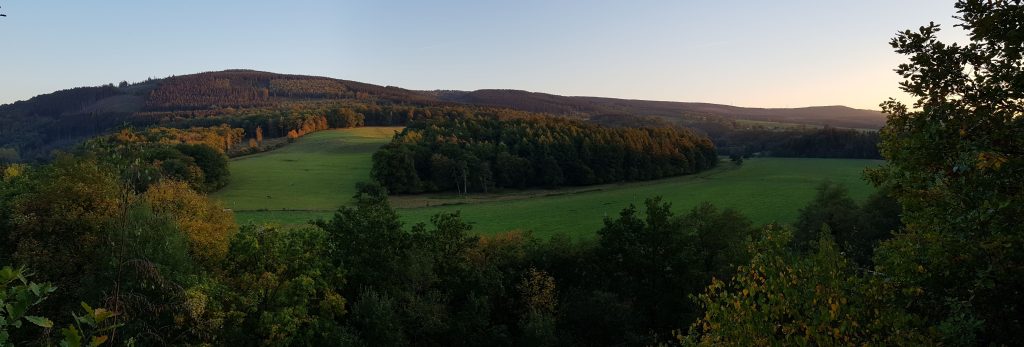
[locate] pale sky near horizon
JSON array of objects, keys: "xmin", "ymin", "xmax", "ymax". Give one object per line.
[{"xmin": 0, "ymin": 1, "xmax": 968, "ymax": 109}]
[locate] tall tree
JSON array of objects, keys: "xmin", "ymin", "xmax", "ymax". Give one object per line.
[
  {"xmin": 6, "ymin": 155, "xmax": 125, "ymax": 309},
  {"xmin": 871, "ymin": 1, "xmax": 1024, "ymax": 344}
]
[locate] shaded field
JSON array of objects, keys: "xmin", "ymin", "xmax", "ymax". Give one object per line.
[{"xmin": 219, "ymin": 128, "xmax": 881, "ymax": 239}]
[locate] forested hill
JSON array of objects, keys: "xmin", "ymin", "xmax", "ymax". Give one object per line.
[
  {"xmin": 434, "ymin": 89, "xmax": 886, "ymax": 129},
  {"xmin": 0, "ymin": 69, "xmax": 884, "ymax": 161},
  {"xmin": 0, "ymin": 70, "xmax": 439, "ymax": 161}
]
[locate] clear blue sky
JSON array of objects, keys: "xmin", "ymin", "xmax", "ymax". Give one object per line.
[{"xmin": 0, "ymin": 1, "xmax": 966, "ymax": 109}]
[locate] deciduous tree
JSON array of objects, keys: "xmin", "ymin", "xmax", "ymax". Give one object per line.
[
  {"xmin": 142, "ymin": 180, "xmax": 237, "ymax": 267},
  {"xmin": 685, "ymin": 227, "xmax": 933, "ymax": 345},
  {"xmin": 871, "ymin": 1, "xmax": 1024, "ymax": 343}
]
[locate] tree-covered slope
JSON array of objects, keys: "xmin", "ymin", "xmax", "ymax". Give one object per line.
[{"xmin": 1, "ymin": 69, "xmax": 885, "ymax": 162}]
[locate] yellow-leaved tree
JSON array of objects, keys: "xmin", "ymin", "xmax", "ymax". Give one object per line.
[{"xmin": 143, "ymin": 180, "xmax": 237, "ymax": 267}]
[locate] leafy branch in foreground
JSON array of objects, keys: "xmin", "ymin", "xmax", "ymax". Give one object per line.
[
  {"xmin": 1, "ymin": 266, "xmax": 56, "ymax": 346},
  {"xmin": 58, "ymin": 302, "xmax": 120, "ymax": 347},
  {"xmin": 1, "ymin": 266, "xmax": 120, "ymax": 347}
]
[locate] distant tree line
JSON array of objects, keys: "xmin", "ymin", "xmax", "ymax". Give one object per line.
[
  {"xmin": 713, "ymin": 127, "xmax": 881, "ymax": 159},
  {"xmin": 665, "ymin": 114, "xmax": 882, "ymax": 159},
  {"xmin": 589, "ymin": 114, "xmax": 882, "ymax": 160},
  {"xmin": 99, "ymin": 125, "xmax": 244, "ymax": 153},
  {"xmin": 372, "ymin": 115, "xmax": 718, "ymax": 194}
]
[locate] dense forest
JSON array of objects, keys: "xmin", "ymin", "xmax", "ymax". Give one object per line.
[{"xmin": 371, "ymin": 115, "xmax": 717, "ymax": 193}]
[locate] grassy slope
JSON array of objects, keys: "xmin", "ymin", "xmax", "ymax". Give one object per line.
[
  {"xmin": 395, "ymin": 158, "xmax": 879, "ymax": 238},
  {"xmin": 213, "ymin": 127, "xmax": 403, "ymax": 212},
  {"xmin": 221, "ymin": 128, "xmax": 881, "ymax": 239}
]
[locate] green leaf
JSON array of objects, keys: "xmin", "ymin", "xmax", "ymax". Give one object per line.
[
  {"xmin": 6, "ymin": 301, "xmax": 27, "ymax": 320},
  {"xmin": 92, "ymin": 308, "xmax": 115, "ymax": 322},
  {"xmin": 24, "ymin": 315, "xmax": 53, "ymax": 328},
  {"xmin": 0, "ymin": 266, "xmax": 16, "ymax": 284},
  {"xmin": 60, "ymin": 325, "xmax": 82, "ymax": 347}
]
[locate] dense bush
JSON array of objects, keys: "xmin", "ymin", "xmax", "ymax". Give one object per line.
[{"xmin": 83, "ymin": 127, "xmax": 234, "ymax": 193}]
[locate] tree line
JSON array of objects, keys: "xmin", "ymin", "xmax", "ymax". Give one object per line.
[
  {"xmin": 708, "ymin": 126, "xmax": 881, "ymax": 159},
  {"xmin": 589, "ymin": 114, "xmax": 883, "ymax": 160},
  {"xmin": 372, "ymin": 115, "xmax": 718, "ymax": 194}
]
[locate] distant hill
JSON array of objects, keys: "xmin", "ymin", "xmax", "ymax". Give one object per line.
[
  {"xmin": 0, "ymin": 69, "xmax": 886, "ymax": 161},
  {"xmin": 434, "ymin": 89, "xmax": 886, "ymax": 129}
]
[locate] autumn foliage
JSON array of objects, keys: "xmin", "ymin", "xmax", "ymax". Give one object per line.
[
  {"xmin": 373, "ymin": 115, "xmax": 717, "ymax": 193},
  {"xmin": 143, "ymin": 180, "xmax": 237, "ymax": 266}
]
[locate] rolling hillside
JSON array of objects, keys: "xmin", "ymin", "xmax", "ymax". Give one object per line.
[
  {"xmin": 436, "ymin": 89, "xmax": 886, "ymax": 129},
  {"xmin": 1, "ymin": 69, "xmax": 884, "ymax": 161}
]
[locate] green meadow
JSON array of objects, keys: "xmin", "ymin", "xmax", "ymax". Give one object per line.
[
  {"xmin": 213, "ymin": 127, "xmax": 404, "ymax": 211},
  {"xmin": 220, "ymin": 128, "xmax": 882, "ymax": 239}
]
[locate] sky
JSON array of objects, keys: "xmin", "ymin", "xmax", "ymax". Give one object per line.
[{"xmin": 0, "ymin": 1, "xmax": 968, "ymax": 109}]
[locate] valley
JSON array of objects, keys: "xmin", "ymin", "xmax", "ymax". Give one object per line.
[{"xmin": 219, "ymin": 127, "xmax": 881, "ymax": 238}]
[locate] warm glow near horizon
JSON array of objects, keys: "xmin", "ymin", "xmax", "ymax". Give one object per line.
[{"xmin": 0, "ymin": 1, "xmax": 967, "ymax": 110}]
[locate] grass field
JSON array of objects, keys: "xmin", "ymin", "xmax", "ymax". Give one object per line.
[
  {"xmin": 221, "ymin": 128, "xmax": 883, "ymax": 239},
  {"xmin": 213, "ymin": 127, "xmax": 403, "ymax": 211}
]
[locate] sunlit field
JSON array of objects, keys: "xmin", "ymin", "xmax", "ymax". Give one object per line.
[{"xmin": 221, "ymin": 128, "xmax": 881, "ymax": 238}]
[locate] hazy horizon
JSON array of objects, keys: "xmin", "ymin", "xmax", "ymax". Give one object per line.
[{"xmin": 0, "ymin": 1, "xmax": 967, "ymax": 109}]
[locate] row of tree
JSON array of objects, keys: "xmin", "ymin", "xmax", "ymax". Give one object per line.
[
  {"xmin": 99, "ymin": 125, "xmax": 244, "ymax": 153},
  {"xmin": 140, "ymin": 103, "xmax": 362, "ymax": 140},
  {"xmin": 590, "ymin": 114, "xmax": 884, "ymax": 160},
  {"xmin": 372, "ymin": 115, "xmax": 718, "ymax": 193},
  {"xmin": 710, "ymin": 126, "xmax": 882, "ymax": 159}
]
